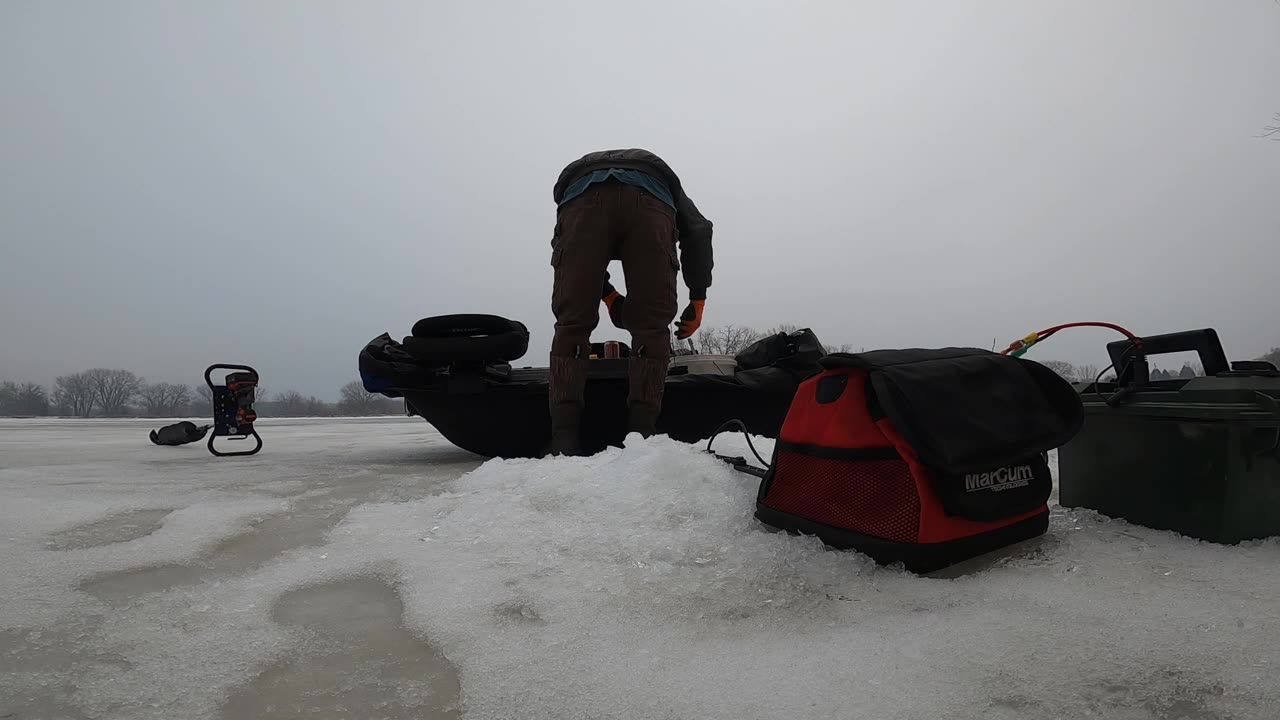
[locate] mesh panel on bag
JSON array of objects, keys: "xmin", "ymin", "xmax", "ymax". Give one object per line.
[{"xmin": 763, "ymin": 450, "xmax": 921, "ymax": 543}]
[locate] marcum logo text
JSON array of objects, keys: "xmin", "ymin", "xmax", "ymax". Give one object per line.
[{"xmin": 964, "ymin": 465, "xmax": 1034, "ymax": 492}]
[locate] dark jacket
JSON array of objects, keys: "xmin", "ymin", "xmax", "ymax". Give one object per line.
[{"xmin": 554, "ymin": 149, "xmax": 714, "ymax": 299}]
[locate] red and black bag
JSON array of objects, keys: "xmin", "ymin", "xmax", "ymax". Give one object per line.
[{"xmin": 755, "ymin": 348, "xmax": 1084, "ymax": 573}]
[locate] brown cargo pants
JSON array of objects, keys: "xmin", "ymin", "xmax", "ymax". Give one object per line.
[{"xmin": 549, "ymin": 179, "xmax": 679, "ymax": 426}]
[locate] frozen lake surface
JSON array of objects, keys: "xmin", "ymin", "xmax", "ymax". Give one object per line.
[{"xmin": 2, "ymin": 417, "xmax": 1277, "ymax": 719}]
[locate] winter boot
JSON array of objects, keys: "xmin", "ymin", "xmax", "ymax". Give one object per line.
[
  {"xmin": 548, "ymin": 354, "xmax": 590, "ymax": 456},
  {"xmin": 549, "ymin": 404, "xmax": 583, "ymax": 456},
  {"xmin": 626, "ymin": 355, "xmax": 668, "ymax": 438}
]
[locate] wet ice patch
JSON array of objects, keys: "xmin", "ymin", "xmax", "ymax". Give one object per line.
[
  {"xmin": 0, "ymin": 494, "xmax": 289, "ymax": 718},
  {"xmin": 45, "ymin": 508, "xmax": 177, "ymax": 551},
  {"xmin": 3, "ymin": 496, "xmax": 288, "ymax": 626},
  {"xmin": 0, "ymin": 417, "xmax": 472, "ymax": 720},
  {"xmin": 220, "ymin": 575, "xmax": 462, "ymax": 719}
]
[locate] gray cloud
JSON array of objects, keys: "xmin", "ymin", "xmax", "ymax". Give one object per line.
[{"xmin": 3, "ymin": 1, "xmax": 1278, "ymax": 397}]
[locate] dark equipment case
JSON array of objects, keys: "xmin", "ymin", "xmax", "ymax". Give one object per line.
[{"xmin": 1057, "ymin": 329, "xmax": 1280, "ymax": 544}]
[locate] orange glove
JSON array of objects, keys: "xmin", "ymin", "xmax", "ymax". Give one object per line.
[
  {"xmin": 675, "ymin": 299, "xmax": 705, "ymax": 339},
  {"xmin": 603, "ymin": 289, "xmax": 627, "ymax": 330}
]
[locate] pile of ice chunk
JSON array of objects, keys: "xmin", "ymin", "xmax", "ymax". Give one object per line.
[{"xmin": 343, "ymin": 434, "xmax": 1280, "ymax": 720}]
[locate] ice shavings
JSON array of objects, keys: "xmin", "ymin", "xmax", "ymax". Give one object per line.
[{"xmin": 325, "ymin": 435, "xmax": 1280, "ymax": 720}]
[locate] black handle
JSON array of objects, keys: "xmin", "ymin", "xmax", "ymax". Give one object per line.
[
  {"xmin": 1107, "ymin": 329, "xmax": 1230, "ymax": 384},
  {"xmin": 205, "ymin": 363, "xmax": 259, "ymax": 389},
  {"xmin": 208, "ymin": 428, "xmax": 263, "ymax": 457}
]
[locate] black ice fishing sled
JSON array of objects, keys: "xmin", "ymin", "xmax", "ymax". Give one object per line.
[{"xmin": 358, "ymin": 314, "xmax": 828, "ymax": 458}]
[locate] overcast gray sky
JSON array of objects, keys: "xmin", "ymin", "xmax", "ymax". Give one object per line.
[{"xmin": 3, "ymin": 1, "xmax": 1278, "ymax": 399}]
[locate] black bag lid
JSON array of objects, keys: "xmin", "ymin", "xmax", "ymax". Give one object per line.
[{"xmin": 821, "ymin": 348, "xmax": 1084, "ymax": 473}]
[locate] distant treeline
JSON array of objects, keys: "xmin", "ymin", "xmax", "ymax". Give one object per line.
[
  {"xmin": 1036, "ymin": 359, "xmax": 1202, "ymax": 383},
  {"xmin": 696, "ymin": 324, "xmax": 1280, "ymax": 383},
  {"xmin": 6, "ymin": 347, "xmax": 1278, "ymax": 418},
  {"xmin": 0, "ymin": 370, "xmax": 403, "ymax": 418},
  {"xmin": 1038, "ymin": 346, "xmax": 1280, "ymax": 383},
  {"xmin": 690, "ymin": 323, "xmax": 856, "ymax": 355}
]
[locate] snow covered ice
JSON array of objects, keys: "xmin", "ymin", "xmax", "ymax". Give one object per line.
[{"xmin": 2, "ymin": 417, "xmax": 1279, "ymax": 719}]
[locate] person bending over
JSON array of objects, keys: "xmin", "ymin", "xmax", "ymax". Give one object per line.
[{"xmin": 547, "ymin": 149, "xmax": 714, "ymax": 455}]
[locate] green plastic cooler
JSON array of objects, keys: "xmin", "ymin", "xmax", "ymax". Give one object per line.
[{"xmin": 1057, "ymin": 329, "xmax": 1280, "ymax": 544}]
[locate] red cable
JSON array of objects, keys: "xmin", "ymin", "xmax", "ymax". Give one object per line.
[
  {"xmin": 1036, "ymin": 321, "xmax": 1141, "ymax": 343},
  {"xmin": 1000, "ymin": 321, "xmax": 1142, "ymax": 356}
]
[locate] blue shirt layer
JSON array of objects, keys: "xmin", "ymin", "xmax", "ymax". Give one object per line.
[{"xmin": 558, "ymin": 168, "xmax": 675, "ymax": 209}]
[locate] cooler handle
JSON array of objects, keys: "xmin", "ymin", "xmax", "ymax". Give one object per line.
[{"xmin": 1107, "ymin": 328, "xmax": 1231, "ymax": 383}]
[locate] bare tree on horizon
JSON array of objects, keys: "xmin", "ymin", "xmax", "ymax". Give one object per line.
[
  {"xmin": 83, "ymin": 369, "xmax": 143, "ymax": 417},
  {"xmin": 692, "ymin": 324, "xmax": 763, "ymax": 355},
  {"xmin": 137, "ymin": 382, "xmax": 193, "ymax": 417},
  {"xmin": 338, "ymin": 381, "xmax": 379, "ymax": 416},
  {"xmin": 1264, "ymin": 113, "xmax": 1280, "ymax": 139},
  {"xmin": 1039, "ymin": 360, "xmax": 1079, "ymax": 382},
  {"xmin": 54, "ymin": 372, "xmax": 96, "ymax": 417},
  {"xmin": 0, "ymin": 382, "xmax": 50, "ymax": 416}
]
